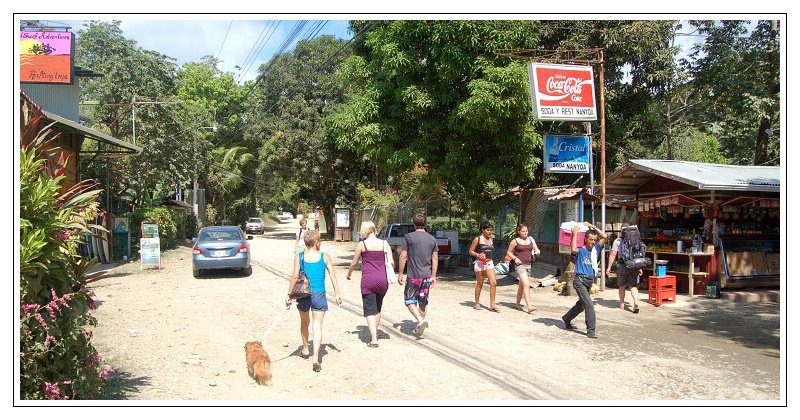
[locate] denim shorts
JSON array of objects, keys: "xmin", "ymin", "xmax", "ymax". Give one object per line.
[{"xmin": 296, "ymin": 291, "xmax": 328, "ymax": 312}]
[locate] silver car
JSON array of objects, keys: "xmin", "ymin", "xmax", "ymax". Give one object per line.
[
  {"xmin": 192, "ymin": 226, "xmax": 252, "ymax": 277},
  {"xmin": 245, "ymin": 217, "xmax": 264, "ymax": 234}
]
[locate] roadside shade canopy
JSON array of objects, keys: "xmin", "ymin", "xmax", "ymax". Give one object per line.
[
  {"xmin": 606, "ymin": 160, "xmax": 780, "ymax": 194},
  {"xmin": 43, "ymin": 110, "xmax": 142, "ymax": 156}
]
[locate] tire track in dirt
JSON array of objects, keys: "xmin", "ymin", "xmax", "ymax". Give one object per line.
[{"xmin": 251, "ymin": 255, "xmax": 566, "ymax": 399}]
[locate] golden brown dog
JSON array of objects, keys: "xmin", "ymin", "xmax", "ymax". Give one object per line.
[{"xmin": 244, "ymin": 341, "xmax": 272, "ymax": 385}]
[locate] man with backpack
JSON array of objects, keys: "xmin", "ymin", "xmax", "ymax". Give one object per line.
[
  {"xmin": 562, "ymin": 221, "xmax": 607, "ymax": 339},
  {"xmin": 606, "ymin": 223, "xmax": 644, "ymax": 313}
]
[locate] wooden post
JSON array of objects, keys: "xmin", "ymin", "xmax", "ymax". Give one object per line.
[{"xmin": 599, "ymin": 49, "xmax": 608, "ymax": 291}]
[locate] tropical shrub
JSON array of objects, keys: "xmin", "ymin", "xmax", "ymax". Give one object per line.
[{"xmin": 19, "ymin": 94, "xmax": 110, "ymax": 399}]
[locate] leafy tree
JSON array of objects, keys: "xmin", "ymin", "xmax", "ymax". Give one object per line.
[
  {"xmin": 688, "ymin": 20, "xmax": 780, "ymax": 165},
  {"xmin": 324, "ymin": 21, "xmax": 543, "ymax": 216},
  {"xmin": 74, "ymin": 20, "xmax": 190, "ymax": 210},
  {"xmin": 246, "ymin": 35, "xmax": 363, "ymax": 234},
  {"xmin": 175, "ymin": 57, "xmax": 254, "ymax": 225},
  {"xmin": 205, "ymin": 146, "xmax": 255, "ymax": 225}
]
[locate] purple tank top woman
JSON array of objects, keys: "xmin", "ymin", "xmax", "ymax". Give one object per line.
[{"xmin": 360, "ymin": 249, "xmax": 389, "ymax": 295}]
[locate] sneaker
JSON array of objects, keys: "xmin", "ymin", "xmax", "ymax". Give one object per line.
[
  {"xmin": 562, "ymin": 315, "xmax": 575, "ymax": 330},
  {"xmin": 587, "ymin": 331, "xmax": 598, "ymax": 339}
]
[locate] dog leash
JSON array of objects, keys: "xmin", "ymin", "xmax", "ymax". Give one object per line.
[{"xmin": 262, "ymin": 304, "xmax": 292, "ymax": 342}]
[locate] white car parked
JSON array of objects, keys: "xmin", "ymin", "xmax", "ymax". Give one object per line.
[{"xmin": 277, "ymin": 212, "xmax": 293, "ymax": 221}]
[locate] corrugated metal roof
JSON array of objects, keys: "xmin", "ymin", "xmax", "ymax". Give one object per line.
[
  {"xmin": 544, "ymin": 187, "xmax": 598, "ymax": 201},
  {"xmin": 607, "ymin": 160, "xmax": 780, "ymax": 193}
]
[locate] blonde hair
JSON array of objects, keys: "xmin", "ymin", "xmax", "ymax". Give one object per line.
[
  {"xmin": 299, "ymin": 218, "xmax": 307, "ymax": 227},
  {"xmin": 304, "ymin": 229, "xmax": 320, "ymax": 247},
  {"xmin": 360, "ymin": 220, "xmax": 377, "ymax": 238}
]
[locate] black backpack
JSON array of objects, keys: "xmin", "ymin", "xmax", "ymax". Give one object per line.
[{"xmin": 619, "ymin": 225, "xmax": 651, "ymax": 269}]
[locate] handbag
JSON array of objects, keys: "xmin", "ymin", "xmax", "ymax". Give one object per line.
[
  {"xmin": 384, "ymin": 242, "xmax": 397, "ymax": 284},
  {"xmin": 289, "ymin": 253, "xmax": 311, "ymax": 299}
]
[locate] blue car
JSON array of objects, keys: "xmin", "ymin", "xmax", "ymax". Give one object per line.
[{"xmin": 192, "ymin": 226, "xmax": 252, "ymax": 277}]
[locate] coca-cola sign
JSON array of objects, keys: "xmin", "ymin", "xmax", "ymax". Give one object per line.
[{"xmin": 527, "ymin": 62, "xmax": 597, "ymax": 121}]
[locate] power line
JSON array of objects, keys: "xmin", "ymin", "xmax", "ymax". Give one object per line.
[
  {"xmin": 236, "ymin": 21, "xmax": 272, "ymax": 82},
  {"xmin": 238, "ymin": 21, "xmax": 281, "ymax": 85},
  {"xmin": 215, "ymin": 21, "xmax": 234, "ymax": 63}
]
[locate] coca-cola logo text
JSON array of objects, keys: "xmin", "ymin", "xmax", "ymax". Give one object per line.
[{"xmin": 545, "ymin": 76, "xmax": 584, "ymax": 95}]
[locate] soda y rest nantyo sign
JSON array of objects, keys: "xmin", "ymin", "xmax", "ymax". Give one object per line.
[{"xmin": 527, "ymin": 63, "xmax": 597, "ymax": 121}]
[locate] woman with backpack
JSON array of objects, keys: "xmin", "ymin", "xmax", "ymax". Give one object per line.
[
  {"xmin": 469, "ymin": 220, "xmax": 499, "ymax": 312},
  {"xmin": 505, "ymin": 223, "xmax": 541, "ymax": 313}
]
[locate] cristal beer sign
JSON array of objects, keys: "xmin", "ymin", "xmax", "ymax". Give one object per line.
[{"xmin": 527, "ymin": 62, "xmax": 597, "ymax": 121}]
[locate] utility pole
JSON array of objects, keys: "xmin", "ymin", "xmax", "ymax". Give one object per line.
[
  {"xmin": 193, "ymin": 135, "xmax": 198, "ymax": 217},
  {"xmin": 599, "ymin": 49, "xmax": 607, "ymax": 291},
  {"xmin": 131, "ymin": 95, "xmax": 136, "ymax": 146}
]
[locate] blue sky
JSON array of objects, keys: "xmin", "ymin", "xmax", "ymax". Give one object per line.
[{"xmin": 43, "ymin": 18, "xmax": 353, "ymax": 83}]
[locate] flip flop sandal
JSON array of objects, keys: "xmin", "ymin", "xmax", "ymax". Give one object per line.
[
  {"xmin": 300, "ymin": 350, "xmax": 310, "ymax": 359},
  {"xmin": 633, "ymin": 306, "xmax": 640, "ymax": 313},
  {"xmin": 473, "ymin": 305, "xmax": 482, "ymax": 310},
  {"xmin": 367, "ymin": 342, "xmax": 379, "ymax": 348},
  {"xmin": 618, "ymin": 302, "xmax": 625, "ymax": 310},
  {"xmin": 413, "ymin": 321, "xmax": 428, "ymax": 337},
  {"xmin": 527, "ymin": 307, "xmax": 537, "ymax": 313},
  {"xmin": 313, "ymin": 363, "xmax": 322, "ymax": 372},
  {"xmin": 489, "ymin": 307, "xmax": 500, "ymax": 313}
]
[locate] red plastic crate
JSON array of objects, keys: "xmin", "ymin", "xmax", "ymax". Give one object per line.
[
  {"xmin": 649, "ymin": 275, "xmax": 676, "ymax": 291},
  {"xmin": 648, "ymin": 288, "xmax": 676, "ymax": 306}
]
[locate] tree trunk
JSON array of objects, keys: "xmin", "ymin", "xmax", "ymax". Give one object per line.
[
  {"xmin": 666, "ymin": 102, "xmax": 674, "ymax": 160},
  {"xmin": 753, "ymin": 119, "xmax": 771, "ymax": 165},
  {"xmin": 753, "ymin": 20, "xmax": 780, "ymax": 166}
]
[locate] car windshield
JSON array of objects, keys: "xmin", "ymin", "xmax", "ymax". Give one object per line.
[
  {"xmin": 199, "ymin": 229, "xmax": 242, "ymax": 242},
  {"xmin": 247, "ymin": 218, "xmax": 262, "ymax": 223}
]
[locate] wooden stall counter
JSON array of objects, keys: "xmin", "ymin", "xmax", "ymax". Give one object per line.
[{"xmin": 647, "ymin": 251, "xmax": 715, "ymax": 297}]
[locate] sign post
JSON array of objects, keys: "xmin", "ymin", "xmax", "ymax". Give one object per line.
[
  {"xmin": 140, "ymin": 222, "xmax": 160, "ymax": 270},
  {"xmin": 335, "ymin": 208, "xmax": 351, "ymax": 242}
]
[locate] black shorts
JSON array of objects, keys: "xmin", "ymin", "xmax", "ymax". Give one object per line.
[
  {"xmin": 361, "ymin": 292, "xmax": 385, "ymax": 317},
  {"xmin": 616, "ymin": 265, "xmax": 640, "ymax": 287}
]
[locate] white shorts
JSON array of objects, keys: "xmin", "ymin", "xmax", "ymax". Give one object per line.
[{"xmin": 474, "ymin": 260, "xmax": 494, "ymax": 272}]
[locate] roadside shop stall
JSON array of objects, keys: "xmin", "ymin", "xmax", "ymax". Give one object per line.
[{"xmin": 605, "ymin": 160, "xmax": 781, "ymax": 296}]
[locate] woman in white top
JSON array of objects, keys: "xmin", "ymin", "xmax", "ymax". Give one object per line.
[{"xmin": 294, "ymin": 218, "xmax": 308, "ymax": 254}]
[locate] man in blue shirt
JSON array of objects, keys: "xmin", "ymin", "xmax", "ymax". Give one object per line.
[{"xmin": 562, "ymin": 221, "xmax": 608, "ymax": 339}]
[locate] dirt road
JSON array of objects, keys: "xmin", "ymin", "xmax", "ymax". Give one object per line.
[{"xmin": 90, "ymin": 220, "xmax": 781, "ymax": 402}]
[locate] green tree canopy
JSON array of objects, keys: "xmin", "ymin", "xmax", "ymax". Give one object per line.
[
  {"xmin": 246, "ymin": 35, "xmax": 363, "ymax": 232},
  {"xmin": 324, "ymin": 20, "xmax": 543, "ymax": 213}
]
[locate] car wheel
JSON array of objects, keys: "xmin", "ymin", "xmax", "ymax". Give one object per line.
[
  {"xmin": 193, "ymin": 268, "xmax": 201, "ymax": 278},
  {"xmin": 243, "ymin": 265, "xmax": 252, "ymax": 276}
]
